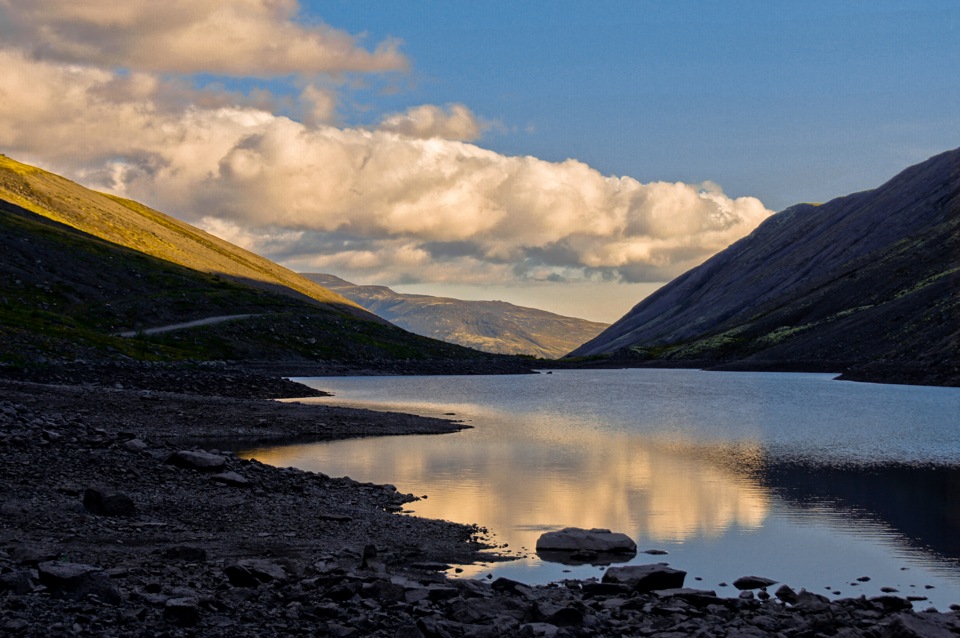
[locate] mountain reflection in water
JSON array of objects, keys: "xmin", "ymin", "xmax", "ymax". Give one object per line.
[
  {"xmin": 240, "ymin": 370, "xmax": 960, "ymax": 607},
  {"xmin": 759, "ymin": 462, "xmax": 960, "ymax": 563}
]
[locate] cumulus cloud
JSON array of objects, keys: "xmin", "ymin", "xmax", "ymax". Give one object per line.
[
  {"xmin": 0, "ymin": 2, "xmax": 773, "ymax": 290},
  {"xmin": 0, "ymin": 0, "xmax": 407, "ymax": 76},
  {"xmin": 377, "ymin": 104, "xmax": 484, "ymax": 141}
]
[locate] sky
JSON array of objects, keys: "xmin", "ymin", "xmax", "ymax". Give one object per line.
[{"xmin": 0, "ymin": 1, "xmax": 957, "ymax": 322}]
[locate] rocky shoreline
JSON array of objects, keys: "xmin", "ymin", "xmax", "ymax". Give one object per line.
[{"xmin": 2, "ymin": 371, "xmax": 960, "ymax": 636}]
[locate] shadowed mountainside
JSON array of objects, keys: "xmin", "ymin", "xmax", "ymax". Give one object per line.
[
  {"xmin": 302, "ymin": 274, "xmax": 608, "ymax": 359},
  {"xmin": 0, "ymin": 155, "xmax": 529, "ymax": 372},
  {"xmin": 568, "ymin": 148, "xmax": 960, "ymax": 386}
]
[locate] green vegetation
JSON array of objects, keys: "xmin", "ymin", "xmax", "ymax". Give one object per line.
[
  {"xmin": 0, "ymin": 155, "xmax": 361, "ymax": 312},
  {"xmin": 0, "ymin": 156, "xmax": 515, "ymax": 369}
]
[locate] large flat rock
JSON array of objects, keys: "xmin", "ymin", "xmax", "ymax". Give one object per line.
[{"xmin": 535, "ymin": 527, "xmax": 637, "ymax": 554}]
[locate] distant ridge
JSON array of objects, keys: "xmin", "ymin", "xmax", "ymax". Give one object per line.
[
  {"xmin": 568, "ymin": 148, "xmax": 960, "ymax": 387},
  {"xmin": 302, "ymin": 274, "xmax": 608, "ymax": 359}
]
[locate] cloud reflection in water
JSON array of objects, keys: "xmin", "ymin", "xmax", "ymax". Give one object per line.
[{"xmin": 244, "ymin": 418, "xmax": 770, "ymax": 558}]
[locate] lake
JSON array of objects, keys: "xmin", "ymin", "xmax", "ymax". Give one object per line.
[{"xmin": 239, "ymin": 369, "xmax": 960, "ymax": 609}]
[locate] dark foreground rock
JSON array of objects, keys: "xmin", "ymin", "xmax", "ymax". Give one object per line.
[{"xmin": 2, "ymin": 375, "xmax": 960, "ymax": 636}]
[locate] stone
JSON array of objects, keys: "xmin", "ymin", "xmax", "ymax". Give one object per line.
[
  {"xmin": 10, "ymin": 545, "xmax": 58, "ymax": 565},
  {"xmin": 0, "ymin": 570, "xmax": 37, "ymax": 595},
  {"xmin": 237, "ymin": 559, "xmax": 288, "ymax": 583},
  {"xmin": 601, "ymin": 564, "xmax": 686, "ymax": 593},
  {"xmin": 536, "ymin": 527, "xmax": 637, "ymax": 554},
  {"xmin": 162, "ymin": 545, "xmax": 207, "ymax": 562},
  {"xmin": 733, "ymin": 575, "xmax": 778, "ymax": 590},
  {"xmin": 210, "ymin": 471, "xmax": 251, "ymax": 487},
  {"xmin": 38, "ymin": 561, "xmax": 102, "ymax": 588},
  {"xmin": 870, "ymin": 595, "xmax": 913, "ymax": 612},
  {"xmin": 535, "ymin": 601, "xmax": 584, "ymax": 626},
  {"xmin": 38, "ymin": 562, "xmax": 121, "ymax": 604},
  {"xmin": 793, "ymin": 590, "xmax": 830, "ymax": 611},
  {"xmin": 123, "ymin": 438, "xmax": 148, "ymax": 452},
  {"xmin": 83, "ymin": 487, "xmax": 137, "ymax": 516},
  {"xmin": 224, "ymin": 564, "xmax": 259, "ymax": 588},
  {"xmin": 166, "ymin": 450, "xmax": 227, "ymax": 471},
  {"xmin": 654, "ymin": 588, "xmax": 724, "ymax": 608},
  {"xmin": 519, "ymin": 622, "xmax": 559, "ymax": 637},
  {"xmin": 164, "ymin": 597, "xmax": 200, "ymax": 627},
  {"xmin": 775, "ymin": 584, "xmax": 799, "ymax": 604},
  {"xmin": 882, "ymin": 613, "xmax": 958, "ymax": 638}
]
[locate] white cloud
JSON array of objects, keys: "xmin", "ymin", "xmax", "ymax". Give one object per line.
[
  {"xmin": 0, "ymin": 3, "xmax": 774, "ymax": 290},
  {"xmin": 0, "ymin": 0, "xmax": 407, "ymax": 76},
  {"xmin": 377, "ymin": 104, "xmax": 484, "ymax": 141}
]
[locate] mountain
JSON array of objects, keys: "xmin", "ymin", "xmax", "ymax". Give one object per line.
[
  {"xmin": 301, "ymin": 274, "xmax": 608, "ymax": 359},
  {"xmin": 0, "ymin": 154, "xmax": 527, "ymax": 373},
  {"xmin": 0, "ymin": 154, "xmax": 364, "ymax": 315},
  {"xmin": 568, "ymin": 148, "xmax": 960, "ymax": 386}
]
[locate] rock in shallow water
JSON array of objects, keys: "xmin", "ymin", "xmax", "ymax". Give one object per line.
[
  {"xmin": 733, "ymin": 575, "xmax": 778, "ymax": 590},
  {"xmin": 535, "ymin": 527, "xmax": 637, "ymax": 554}
]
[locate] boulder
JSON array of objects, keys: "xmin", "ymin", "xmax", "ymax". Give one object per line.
[
  {"xmin": 793, "ymin": 590, "xmax": 830, "ymax": 611},
  {"xmin": 601, "ymin": 564, "xmax": 686, "ymax": 593},
  {"xmin": 83, "ymin": 487, "xmax": 137, "ymax": 516},
  {"xmin": 775, "ymin": 584, "xmax": 799, "ymax": 604},
  {"xmin": 37, "ymin": 562, "xmax": 120, "ymax": 604},
  {"xmin": 123, "ymin": 438, "xmax": 148, "ymax": 452},
  {"xmin": 536, "ymin": 528, "xmax": 637, "ymax": 555}
]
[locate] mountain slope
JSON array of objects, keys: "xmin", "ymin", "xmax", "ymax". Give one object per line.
[
  {"xmin": 0, "ymin": 154, "xmax": 367, "ymax": 318},
  {"xmin": 301, "ymin": 274, "xmax": 609, "ymax": 359},
  {"xmin": 0, "ymin": 155, "xmax": 527, "ymax": 372},
  {"xmin": 568, "ymin": 148, "xmax": 960, "ymax": 386}
]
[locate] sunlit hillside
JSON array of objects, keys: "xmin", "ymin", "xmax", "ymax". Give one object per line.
[
  {"xmin": 0, "ymin": 154, "xmax": 527, "ymax": 370},
  {"xmin": 0, "ymin": 155, "xmax": 362, "ymax": 315}
]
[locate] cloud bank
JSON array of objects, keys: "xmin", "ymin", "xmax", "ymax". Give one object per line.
[
  {"xmin": 0, "ymin": 0, "xmax": 772, "ymax": 287},
  {"xmin": 0, "ymin": 0, "xmax": 406, "ymax": 75}
]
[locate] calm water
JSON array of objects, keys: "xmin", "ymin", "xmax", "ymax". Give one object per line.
[{"xmin": 240, "ymin": 369, "xmax": 960, "ymax": 609}]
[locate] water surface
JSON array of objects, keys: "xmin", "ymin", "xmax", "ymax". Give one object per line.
[{"xmin": 240, "ymin": 369, "xmax": 960, "ymax": 608}]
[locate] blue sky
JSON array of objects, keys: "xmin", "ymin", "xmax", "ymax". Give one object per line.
[
  {"xmin": 311, "ymin": 0, "xmax": 960, "ymax": 211},
  {"xmin": 1, "ymin": 1, "xmax": 957, "ymax": 322}
]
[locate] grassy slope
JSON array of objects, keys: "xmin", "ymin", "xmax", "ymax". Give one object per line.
[
  {"xmin": 0, "ymin": 155, "xmax": 365, "ymax": 316},
  {"xmin": 0, "ymin": 156, "xmax": 513, "ymax": 368},
  {"xmin": 567, "ymin": 148, "xmax": 960, "ymax": 385}
]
